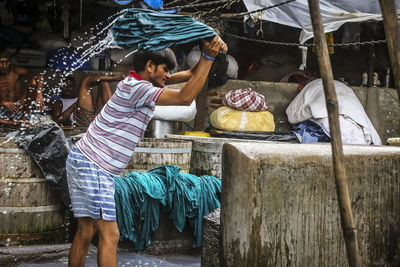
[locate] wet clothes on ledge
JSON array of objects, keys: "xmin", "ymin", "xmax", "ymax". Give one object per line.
[{"xmin": 114, "ymin": 165, "xmax": 221, "ymax": 251}]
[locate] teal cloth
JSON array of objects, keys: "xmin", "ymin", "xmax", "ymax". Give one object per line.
[
  {"xmin": 110, "ymin": 8, "xmax": 216, "ymax": 50},
  {"xmin": 114, "ymin": 165, "xmax": 221, "ymax": 250}
]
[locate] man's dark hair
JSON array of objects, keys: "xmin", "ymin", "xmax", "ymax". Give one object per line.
[
  {"xmin": 64, "ymin": 75, "xmax": 75, "ymax": 83},
  {"xmin": 133, "ymin": 48, "xmax": 177, "ymax": 72},
  {"xmin": 0, "ymin": 50, "xmax": 12, "ymax": 59}
]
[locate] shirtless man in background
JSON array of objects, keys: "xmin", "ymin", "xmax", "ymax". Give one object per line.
[
  {"xmin": 51, "ymin": 73, "xmax": 124, "ymax": 128},
  {"xmin": 0, "ymin": 50, "xmax": 44, "ymax": 125}
]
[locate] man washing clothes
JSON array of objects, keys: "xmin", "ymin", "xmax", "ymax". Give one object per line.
[
  {"xmin": 66, "ymin": 35, "xmax": 227, "ymax": 267},
  {"xmin": 0, "ymin": 50, "xmax": 44, "ymax": 125}
]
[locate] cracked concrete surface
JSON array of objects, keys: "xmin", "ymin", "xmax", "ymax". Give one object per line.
[{"xmin": 0, "ymin": 243, "xmax": 97, "ymax": 266}]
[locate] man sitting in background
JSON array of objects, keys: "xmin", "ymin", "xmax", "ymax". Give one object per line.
[
  {"xmin": 0, "ymin": 50, "xmax": 44, "ymax": 125},
  {"xmin": 51, "ymin": 73, "xmax": 124, "ymax": 128}
]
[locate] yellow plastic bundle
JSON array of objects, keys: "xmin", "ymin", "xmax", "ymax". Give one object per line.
[
  {"xmin": 182, "ymin": 131, "xmax": 211, "ymax": 137},
  {"xmin": 210, "ymin": 106, "xmax": 275, "ymax": 132}
]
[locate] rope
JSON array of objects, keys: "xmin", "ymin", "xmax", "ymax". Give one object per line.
[
  {"xmin": 220, "ymin": 0, "xmax": 296, "ymax": 18},
  {"xmin": 224, "ymin": 32, "xmax": 387, "ymax": 47},
  {"xmin": 166, "ymin": 0, "xmax": 295, "ymax": 18},
  {"xmin": 176, "ymin": 0, "xmax": 234, "ymax": 8},
  {"xmin": 164, "ymin": 0, "xmax": 192, "ymax": 8},
  {"xmin": 192, "ymin": 0, "xmax": 242, "ymax": 16}
]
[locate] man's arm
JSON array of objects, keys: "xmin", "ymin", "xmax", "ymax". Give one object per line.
[
  {"xmin": 80, "ymin": 74, "xmax": 125, "ymax": 88},
  {"xmin": 156, "ymin": 35, "xmax": 227, "ymax": 106},
  {"xmin": 51, "ymin": 100, "xmax": 76, "ymax": 125},
  {"xmin": 14, "ymin": 67, "xmax": 45, "ymax": 110},
  {"xmin": 166, "ymin": 61, "xmax": 200, "ymax": 85}
]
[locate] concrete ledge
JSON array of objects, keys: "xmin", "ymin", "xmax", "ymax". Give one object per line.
[
  {"xmin": 221, "ymin": 142, "xmax": 400, "ymax": 266},
  {"xmin": 201, "ymin": 208, "xmax": 221, "ymax": 267}
]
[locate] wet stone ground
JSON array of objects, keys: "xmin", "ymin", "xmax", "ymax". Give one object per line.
[{"xmin": 18, "ymin": 251, "xmax": 200, "ymax": 267}]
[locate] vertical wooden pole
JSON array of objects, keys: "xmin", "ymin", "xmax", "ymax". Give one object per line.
[
  {"xmin": 307, "ymin": 1, "xmax": 361, "ymax": 267},
  {"xmin": 379, "ymin": 0, "xmax": 400, "ymax": 100}
]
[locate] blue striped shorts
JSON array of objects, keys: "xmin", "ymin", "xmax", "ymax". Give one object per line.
[{"xmin": 66, "ymin": 146, "xmax": 116, "ymax": 221}]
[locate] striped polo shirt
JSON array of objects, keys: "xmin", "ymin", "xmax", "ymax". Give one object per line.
[{"xmin": 76, "ymin": 71, "xmax": 164, "ymax": 176}]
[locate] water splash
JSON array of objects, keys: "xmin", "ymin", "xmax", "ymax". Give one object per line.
[{"xmin": 38, "ymin": 9, "xmax": 132, "ymax": 122}]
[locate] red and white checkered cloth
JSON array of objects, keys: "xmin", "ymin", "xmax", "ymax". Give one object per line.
[{"xmin": 223, "ymin": 88, "xmax": 269, "ymax": 112}]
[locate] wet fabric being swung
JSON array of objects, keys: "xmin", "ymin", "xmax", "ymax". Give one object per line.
[
  {"xmin": 110, "ymin": 8, "xmax": 216, "ymax": 50},
  {"xmin": 114, "ymin": 165, "xmax": 221, "ymax": 250}
]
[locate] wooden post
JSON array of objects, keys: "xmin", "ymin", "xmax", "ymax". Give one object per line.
[
  {"xmin": 307, "ymin": 1, "xmax": 361, "ymax": 267},
  {"xmin": 379, "ymin": 0, "xmax": 400, "ymax": 100}
]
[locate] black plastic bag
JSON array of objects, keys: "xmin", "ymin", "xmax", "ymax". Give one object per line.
[{"xmin": 14, "ymin": 123, "xmax": 71, "ymax": 206}]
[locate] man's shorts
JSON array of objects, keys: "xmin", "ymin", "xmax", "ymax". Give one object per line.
[
  {"xmin": 66, "ymin": 146, "xmax": 116, "ymax": 221},
  {"xmin": 0, "ymin": 102, "xmax": 22, "ymax": 121},
  {"xmin": 73, "ymin": 106, "xmax": 96, "ymax": 128}
]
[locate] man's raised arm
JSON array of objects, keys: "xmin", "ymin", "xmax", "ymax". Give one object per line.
[{"xmin": 156, "ymin": 35, "xmax": 227, "ymax": 106}]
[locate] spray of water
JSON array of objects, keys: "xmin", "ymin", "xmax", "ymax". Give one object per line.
[
  {"xmin": 0, "ymin": 9, "xmax": 136, "ymax": 249},
  {"xmin": 39, "ymin": 9, "xmax": 134, "ymax": 126}
]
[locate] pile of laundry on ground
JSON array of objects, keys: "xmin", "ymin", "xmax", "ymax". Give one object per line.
[{"xmin": 114, "ymin": 165, "xmax": 221, "ymax": 250}]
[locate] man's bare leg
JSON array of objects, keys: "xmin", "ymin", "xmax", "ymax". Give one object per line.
[
  {"xmin": 68, "ymin": 217, "xmax": 97, "ymax": 267},
  {"xmin": 96, "ymin": 219, "xmax": 120, "ymax": 267},
  {"xmin": 95, "ymin": 81, "xmax": 112, "ymax": 113}
]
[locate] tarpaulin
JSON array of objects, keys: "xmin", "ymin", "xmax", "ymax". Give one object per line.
[
  {"xmin": 110, "ymin": 8, "xmax": 216, "ymax": 50},
  {"xmin": 48, "ymin": 47, "xmax": 91, "ymax": 71},
  {"xmin": 143, "ymin": 0, "xmax": 163, "ymax": 10},
  {"xmin": 242, "ymin": 0, "xmax": 400, "ymax": 44}
]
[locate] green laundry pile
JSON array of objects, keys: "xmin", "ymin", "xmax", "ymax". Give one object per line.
[{"xmin": 114, "ymin": 165, "xmax": 221, "ymax": 250}]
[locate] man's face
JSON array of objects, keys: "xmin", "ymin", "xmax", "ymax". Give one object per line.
[
  {"xmin": 0, "ymin": 57, "xmax": 11, "ymax": 75},
  {"xmin": 61, "ymin": 79, "xmax": 76, "ymax": 97},
  {"xmin": 150, "ymin": 63, "xmax": 171, "ymax": 87}
]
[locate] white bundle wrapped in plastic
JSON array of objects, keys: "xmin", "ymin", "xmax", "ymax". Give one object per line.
[
  {"xmin": 153, "ymin": 101, "xmax": 197, "ymax": 122},
  {"xmin": 286, "ymin": 79, "xmax": 381, "ymax": 145}
]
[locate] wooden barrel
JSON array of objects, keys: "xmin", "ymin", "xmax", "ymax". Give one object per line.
[
  {"xmin": 165, "ymin": 134, "xmax": 275, "ymax": 178},
  {"xmin": 0, "ymin": 138, "xmax": 64, "ymax": 246},
  {"xmin": 190, "ymin": 139, "xmax": 226, "ymax": 178},
  {"xmin": 123, "ymin": 138, "xmax": 192, "ymax": 175},
  {"xmin": 165, "ymin": 135, "xmax": 236, "ymax": 177}
]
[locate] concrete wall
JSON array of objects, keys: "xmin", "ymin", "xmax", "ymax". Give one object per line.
[
  {"xmin": 221, "ymin": 142, "xmax": 400, "ymax": 266},
  {"xmin": 208, "ymin": 80, "xmax": 400, "ymax": 143}
]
